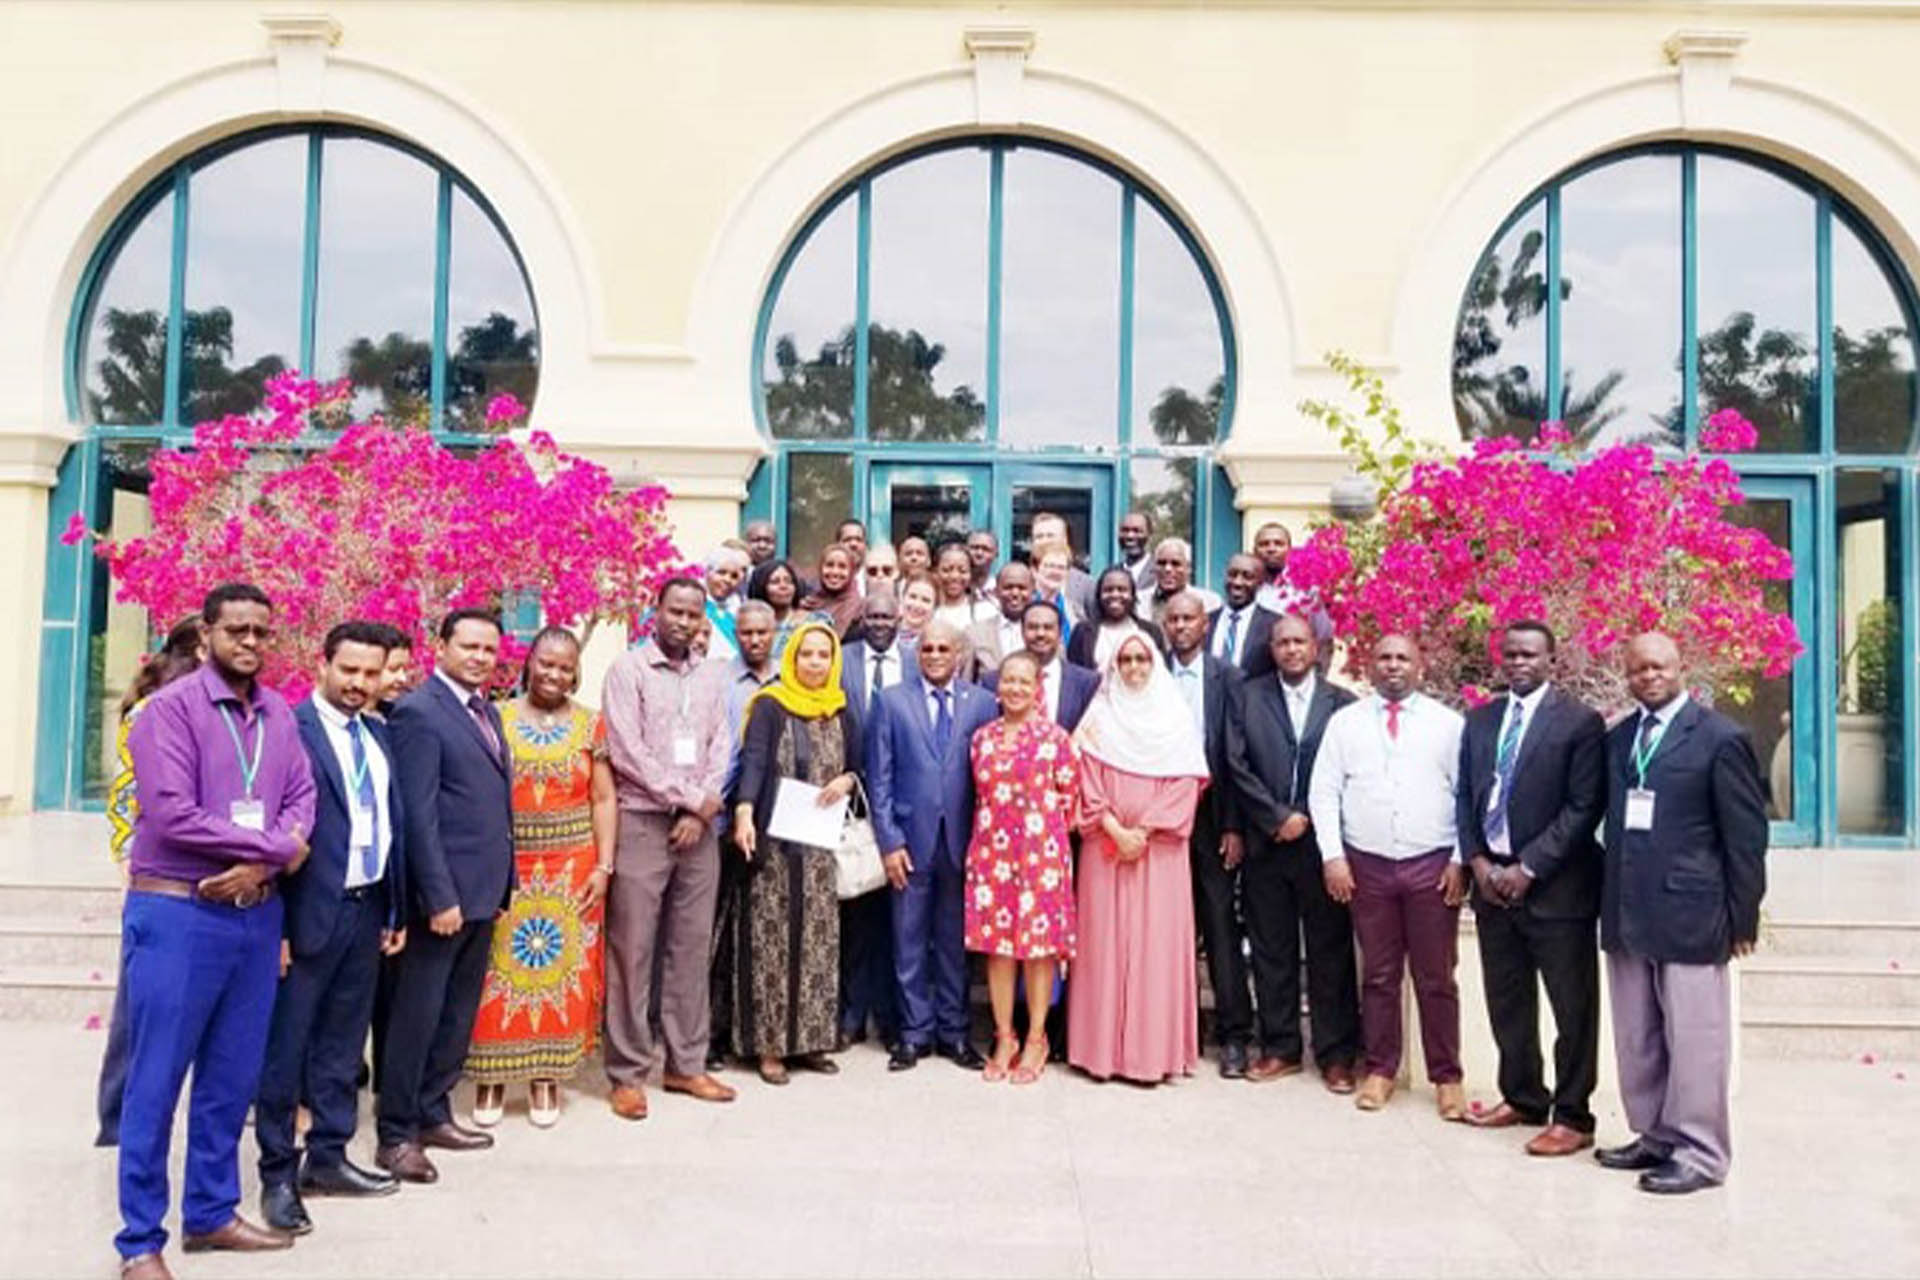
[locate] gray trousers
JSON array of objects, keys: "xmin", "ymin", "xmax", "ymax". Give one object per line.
[
  {"xmin": 605, "ymin": 811, "xmax": 720, "ymax": 1085},
  {"xmin": 1606, "ymin": 950, "xmax": 1733, "ymax": 1180}
]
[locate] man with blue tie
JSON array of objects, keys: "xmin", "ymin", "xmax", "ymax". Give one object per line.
[
  {"xmin": 257, "ymin": 622, "xmax": 409, "ymax": 1235},
  {"xmin": 1456, "ymin": 621, "xmax": 1606, "ymax": 1157},
  {"xmin": 868, "ymin": 620, "xmax": 997, "ymax": 1071}
]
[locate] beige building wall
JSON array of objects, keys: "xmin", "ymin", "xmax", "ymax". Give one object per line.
[{"xmin": 3, "ymin": 1, "xmax": 1920, "ymax": 808}]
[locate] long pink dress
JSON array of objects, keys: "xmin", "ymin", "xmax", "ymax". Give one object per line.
[{"xmin": 1069, "ymin": 758, "xmax": 1204, "ymax": 1082}]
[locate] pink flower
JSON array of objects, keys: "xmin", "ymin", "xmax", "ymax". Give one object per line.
[
  {"xmin": 1701, "ymin": 407, "xmax": 1759, "ymax": 453},
  {"xmin": 60, "ymin": 511, "xmax": 89, "ymax": 546},
  {"xmin": 485, "ymin": 393, "xmax": 527, "ymax": 427}
]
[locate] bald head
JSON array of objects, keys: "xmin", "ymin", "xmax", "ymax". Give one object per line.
[
  {"xmin": 1270, "ymin": 612, "xmax": 1318, "ymax": 681},
  {"xmin": 1626, "ymin": 631, "xmax": 1684, "ymax": 711},
  {"xmin": 918, "ymin": 619, "xmax": 964, "ymax": 686}
]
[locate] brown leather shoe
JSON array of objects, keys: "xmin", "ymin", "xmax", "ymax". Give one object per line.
[
  {"xmin": 420, "ymin": 1121, "xmax": 494, "ymax": 1151},
  {"xmin": 1245, "ymin": 1055, "xmax": 1303, "ymax": 1083},
  {"xmin": 1322, "ymin": 1062, "xmax": 1357, "ymax": 1095},
  {"xmin": 663, "ymin": 1071, "xmax": 737, "ymax": 1103},
  {"xmin": 1465, "ymin": 1100, "xmax": 1533, "ymax": 1129},
  {"xmin": 374, "ymin": 1140, "xmax": 439, "ymax": 1184},
  {"xmin": 120, "ymin": 1253, "xmax": 173, "ymax": 1280},
  {"xmin": 1355, "ymin": 1073, "xmax": 1395, "ymax": 1111},
  {"xmin": 1526, "ymin": 1123, "xmax": 1596, "ymax": 1157},
  {"xmin": 181, "ymin": 1216, "xmax": 293, "ymax": 1253},
  {"xmin": 1436, "ymin": 1081, "xmax": 1468, "ymax": 1122},
  {"xmin": 610, "ymin": 1084, "xmax": 649, "ymax": 1120}
]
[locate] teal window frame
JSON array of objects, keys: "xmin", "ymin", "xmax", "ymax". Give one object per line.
[
  {"xmin": 753, "ymin": 136, "xmax": 1237, "ymax": 577},
  {"xmin": 1460, "ymin": 143, "xmax": 1920, "ymax": 847}
]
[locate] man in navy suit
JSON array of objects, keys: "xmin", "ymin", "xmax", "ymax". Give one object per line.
[
  {"xmin": 867, "ymin": 621, "xmax": 998, "ymax": 1071},
  {"xmin": 837, "ymin": 591, "xmax": 906, "ymax": 1049},
  {"xmin": 376, "ymin": 609, "xmax": 514, "ymax": 1184},
  {"xmin": 1208, "ymin": 553, "xmax": 1280, "ymax": 677},
  {"xmin": 983, "ymin": 600, "xmax": 1098, "ymax": 731},
  {"xmin": 1594, "ymin": 632, "xmax": 1767, "ymax": 1195},
  {"xmin": 256, "ymin": 622, "xmax": 409, "ymax": 1234}
]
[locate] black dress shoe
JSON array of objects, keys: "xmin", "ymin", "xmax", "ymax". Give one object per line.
[
  {"xmin": 300, "ymin": 1158, "xmax": 398, "ymax": 1197},
  {"xmin": 887, "ymin": 1043, "xmax": 924, "ymax": 1072},
  {"xmin": 1638, "ymin": 1162, "xmax": 1721, "ymax": 1195},
  {"xmin": 259, "ymin": 1182, "xmax": 312, "ymax": 1236},
  {"xmin": 1594, "ymin": 1138, "xmax": 1670, "ymax": 1171},
  {"xmin": 1219, "ymin": 1043, "xmax": 1249, "ymax": 1080},
  {"xmin": 937, "ymin": 1041, "xmax": 987, "ymax": 1070},
  {"xmin": 705, "ymin": 1049, "xmax": 728, "ymax": 1072},
  {"xmin": 419, "ymin": 1122, "xmax": 494, "ymax": 1152}
]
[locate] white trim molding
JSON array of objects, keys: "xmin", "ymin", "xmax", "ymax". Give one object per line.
[
  {"xmin": 964, "ymin": 25, "xmax": 1037, "ymax": 126},
  {"xmin": 1664, "ymin": 28, "xmax": 1750, "ymax": 129},
  {"xmin": 260, "ymin": 12, "xmax": 343, "ymax": 113}
]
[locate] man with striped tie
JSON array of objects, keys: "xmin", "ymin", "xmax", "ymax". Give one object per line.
[{"xmin": 1455, "ymin": 621, "xmax": 1607, "ymax": 1157}]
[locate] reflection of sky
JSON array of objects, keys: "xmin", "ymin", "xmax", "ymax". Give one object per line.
[
  {"xmin": 448, "ymin": 187, "xmax": 537, "ymax": 343},
  {"xmin": 1697, "ymin": 154, "xmax": 1815, "ymax": 404},
  {"xmin": 185, "ymin": 137, "xmax": 304, "ymax": 381},
  {"xmin": 869, "ymin": 147, "xmax": 988, "ymax": 406},
  {"xmin": 762, "ymin": 196, "xmax": 855, "ymax": 384},
  {"xmin": 313, "ymin": 138, "xmax": 437, "ymax": 404},
  {"xmin": 85, "ymin": 194, "xmax": 172, "ymax": 420},
  {"xmin": 1132, "ymin": 198, "xmax": 1224, "ymax": 439}
]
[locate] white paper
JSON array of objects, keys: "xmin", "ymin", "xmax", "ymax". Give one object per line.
[{"xmin": 768, "ymin": 779, "xmax": 848, "ymax": 850}]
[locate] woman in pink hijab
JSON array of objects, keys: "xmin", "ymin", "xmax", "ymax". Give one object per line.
[{"xmin": 1069, "ymin": 633, "xmax": 1210, "ymax": 1083}]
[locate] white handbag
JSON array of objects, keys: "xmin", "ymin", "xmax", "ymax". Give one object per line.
[{"xmin": 834, "ymin": 778, "xmax": 887, "ymax": 900}]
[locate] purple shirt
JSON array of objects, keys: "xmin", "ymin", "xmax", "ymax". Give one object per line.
[
  {"xmin": 126, "ymin": 664, "xmax": 317, "ymax": 882},
  {"xmin": 602, "ymin": 639, "xmax": 731, "ymax": 816}
]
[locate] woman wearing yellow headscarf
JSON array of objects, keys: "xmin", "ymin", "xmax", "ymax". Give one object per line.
[{"xmin": 730, "ymin": 622, "xmax": 862, "ymax": 1084}]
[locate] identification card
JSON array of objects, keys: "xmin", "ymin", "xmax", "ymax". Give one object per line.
[
  {"xmin": 672, "ymin": 734, "xmax": 698, "ymax": 767},
  {"xmin": 1624, "ymin": 788, "xmax": 1657, "ymax": 831},
  {"xmin": 231, "ymin": 798, "xmax": 267, "ymax": 831},
  {"xmin": 350, "ymin": 807, "xmax": 375, "ymax": 850}
]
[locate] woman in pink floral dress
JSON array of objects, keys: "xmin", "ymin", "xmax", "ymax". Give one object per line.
[{"xmin": 964, "ymin": 650, "xmax": 1080, "ymax": 1085}]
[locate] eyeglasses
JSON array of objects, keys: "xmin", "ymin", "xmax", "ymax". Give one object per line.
[
  {"xmin": 216, "ymin": 623, "xmax": 273, "ymax": 641},
  {"xmin": 866, "ymin": 565, "xmax": 898, "ymax": 577},
  {"xmin": 1116, "ymin": 652, "xmax": 1154, "ymax": 666},
  {"xmin": 1154, "ymin": 557, "xmax": 1187, "ymax": 567}
]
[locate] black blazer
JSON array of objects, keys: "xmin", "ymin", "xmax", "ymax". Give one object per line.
[
  {"xmin": 1065, "ymin": 618, "xmax": 1166, "ymax": 671},
  {"xmin": 285, "ymin": 701, "xmax": 408, "ymax": 956},
  {"xmin": 389, "ymin": 677, "xmax": 515, "ymax": 923},
  {"xmin": 1601, "ymin": 699, "xmax": 1769, "ymax": 965},
  {"xmin": 735, "ymin": 700, "xmax": 864, "ymax": 851},
  {"xmin": 1456, "ymin": 686, "xmax": 1606, "ymax": 921},
  {"xmin": 1228, "ymin": 673, "xmax": 1355, "ymax": 840},
  {"xmin": 983, "ymin": 661, "xmax": 1099, "ymax": 732},
  {"xmin": 1180, "ymin": 653, "xmax": 1243, "ymax": 837},
  {"xmin": 1207, "ymin": 603, "xmax": 1280, "ymax": 678}
]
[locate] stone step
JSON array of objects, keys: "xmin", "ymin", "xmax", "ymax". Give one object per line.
[
  {"xmin": 1760, "ymin": 919, "xmax": 1920, "ymax": 961},
  {"xmin": 0, "ymin": 880, "xmax": 123, "ymax": 918},
  {"xmin": 0, "ymin": 915, "xmax": 119, "ymax": 968},
  {"xmin": 0, "ymin": 964, "xmax": 116, "ymax": 1024},
  {"xmin": 1740, "ymin": 1002, "xmax": 1920, "ymax": 1062},
  {"xmin": 1741, "ymin": 957, "xmax": 1920, "ymax": 1010}
]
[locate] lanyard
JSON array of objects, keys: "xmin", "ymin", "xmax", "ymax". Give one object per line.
[
  {"xmin": 1633, "ymin": 715, "xmax": 1669, "ymax": 788},
  {"xmin": 219, "ymin": 704, "xmax": 266, "ymax": 799}
]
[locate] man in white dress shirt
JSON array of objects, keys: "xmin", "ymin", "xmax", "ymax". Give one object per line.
[{"xmin": 1308, "ymin": 633, "xmax": 1468, "ymax": 1118}]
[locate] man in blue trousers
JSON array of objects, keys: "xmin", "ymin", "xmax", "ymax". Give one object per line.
[
  {"xmin": 117, "ymin": 583, "xmax": 317, "ymax": 1279},
  {"xmin": 866, "ymin": 620, "xmax": 997, "ymax": 1072}
]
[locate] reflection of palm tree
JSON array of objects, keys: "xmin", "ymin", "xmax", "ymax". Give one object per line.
[
  {"xmin": 1453, "ymin": 228, "xmax": 1557, "ymax": 438},
  {"xmin": 343, "ymin": 333, "xmax": 433, "ymax": 423},
  {"xmin": 90, "ymin": 306, "xmax": 288, "ymax": 425},
  {"xmin": 764, "ymin": 322, "xmax": 987, "ymax": 442},
  {"xmin": 1146, "ymin": 376, "xmax": 1223, "ymax": 446},
  {"xmin": 447, "ymin": 312, "xmax": 540, "ymax": 432}
]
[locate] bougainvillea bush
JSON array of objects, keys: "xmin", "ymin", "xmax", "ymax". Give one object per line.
[
  {"xmin": 67, "ymin": 374, "xmax": 682, "ymax": 698},
  {"xmin": 1289, "ymin": 355, "xmax": 1802, "ymax": 714}
]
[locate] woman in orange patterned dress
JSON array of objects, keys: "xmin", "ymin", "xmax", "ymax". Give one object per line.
[{"xmin": 466, "ymin": 628, "xmax": 617, "ymax": 1128}]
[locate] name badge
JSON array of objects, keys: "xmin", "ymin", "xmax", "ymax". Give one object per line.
[
  {"xmin": 231, "ymin": 798, "xmax": 267, "ymax": 831},
  {"xmin": 350, "ymin": 807, "xmax": 375, "ymax": 851},
  {"xmin": 673, "ymin": 734, "xmax": 698, "ymax": 767},
  {"xmin": 1624, "ymin": 788, "xmax": 1656, "ymax": 831}
]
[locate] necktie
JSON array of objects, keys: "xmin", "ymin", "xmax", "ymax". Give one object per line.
[
  {"xmin": 871, "ymin": 651, "xmax": 886, "ymax": 708},
  {"xmin": 1486, "ymin": 699, "xmax": 1525, "ymax": 845},
  {"xmin": 1384, "ymin": 698, "xmax": 1402, "ymax": 741},
  {"xmin": 347, "ymin": 716, "xmax": 379, "ymax": 881},
  {"xmin": 1636, "ymin": 710, "xmax": 1660, "ymax": 779},
  {"xmin": 468, "ymin": 693, "xmax": 501, "ymax": 757},
  {"xmin": 933, "ymin": 687, "xmax": 953, "ymax": 752},
  {"xmin": 1223, "ymin": 609, "xmax": 1241, "ymax": 661}
]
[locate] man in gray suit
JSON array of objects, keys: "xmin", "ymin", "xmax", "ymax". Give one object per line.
[{"xmin": 967, "ymin": 561, "xmax": 1034, "ymax": 682}]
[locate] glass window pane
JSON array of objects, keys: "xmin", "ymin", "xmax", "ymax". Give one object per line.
[
  {"xmin": 1128, "ymin": 456, "xmax": 1196, "ymax": 557},
  {"xmin": 763, "ymin": 197, "xmax": 856, "ymax": 440},
  {"xmin": 313, "ymin": 137, "xmax": 438, "ymax": 422},
  {"xmin": 784, "ymin": 452, "xmax": 854, "ymax": 571},
  {"xmin": 1132, "ymin": 199, "xmax": 1224, "ymax": 445},
  {"xmin": 1833, "ymin": 217, "xmax": 1917, "ymax": 454},
  {"xmin": 1698, "ymin": 156, "xmax": 1818, "ymax": 452},
  {"xmin": 868, "ymin": 148, "xmax": 988, "ymax": 443},
  {"xmin": 181, "ymin": 136, "xmax": 304, "ymax": 425},
  {"xmin": 86, "ymin": 440, "xmax": 159, "ymax": 801},
  {"xmin": 1010, "ymin": 482, "xmax": 1094, "ymax": 568},
  {"xmin": 1000, "ymin": 148, "xmax": 1122, "ymax": 450},
  {"xmin": 1835, "ymin": 468, "xmax": 1904, "ymax": 836},
  {"xmin": 1453, "ymin": 200, "xmax": 1548, "ymax": 440},
  {"xmin": 885, "ymin": 483, "xmax": 976, "ymax": 548},
  {"xmin": 81, "ymin": 193, "xmax": 173, "ymax": 426},
  {"xmin": 1559, "ymin": 155, "xmax": 1682, "ymax": 447},
  {"xmin": 445, "ymin": 187, "xmax": 540, "ymax": 433},
  {"xmin": 1720, "ymin": 495, "xmax": 1799, "ymax": 824}
]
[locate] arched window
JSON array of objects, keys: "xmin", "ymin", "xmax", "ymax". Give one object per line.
[
  {"xmin": 1452, "ymin": 144, "xmax": 1920, "ymax": 845},
  {"xmin": 754, "ymin": 137, "xmax": 1235, "ymax": 574}
]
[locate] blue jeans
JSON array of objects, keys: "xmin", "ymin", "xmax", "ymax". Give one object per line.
[{"xmin": 115, "ymin": 890, "xmax": 282, "ymax": 1259}]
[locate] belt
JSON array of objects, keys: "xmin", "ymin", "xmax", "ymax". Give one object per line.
[
  {"xmin": 341, "ymin": 884, "xmax": 378, "ymax": 902},
  {"xmin": 128, "ymin": 873, "xmax": 276, "ymax": 910}
]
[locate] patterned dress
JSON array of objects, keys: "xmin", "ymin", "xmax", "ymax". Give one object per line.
[
  {"xmin": 466, "ymin": 702, "xmax": 607, "ymax": 1084},
  {"xmin": 106, "ymin": 704, "xmax": 144, "ymax": 862},
  {"xmin": 964, "ymin": 718, "xmax": 1080, "ymax": 959}
]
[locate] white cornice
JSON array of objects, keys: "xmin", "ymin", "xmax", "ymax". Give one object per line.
[
  {"xmin": 261, "ymin": 12, "xmax": 342, "ymax": 113},
  {"xmin": 963, "ymin": 24, "xmax": 1036, "ymax": 126}
]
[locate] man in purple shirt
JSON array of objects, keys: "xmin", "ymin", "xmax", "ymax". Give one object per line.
[{"xmin": 117, "ymin": 583, "xmax": 316, "ymax": 1280}]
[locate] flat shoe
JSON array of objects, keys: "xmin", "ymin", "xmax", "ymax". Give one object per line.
[
  {"xmin": 794, "ymin": 1053, "xmax": 839, "ymax": 1075},
  {"xmin": 1526, "ymin": 1124, "xmax": 1595, "ymax": 1158},
  {"xmin": 758, "ymin": 1059, "xmax": 790, "ymax": 1086},
  {"xmin": 529, "ymin": 1080, "xmax": 561, "ymax": 1128},
  {"xmin": 472, "ymin": 1084, "xmax": 505, "ymax": 1128},
  {"xmin": 182, "ymin": 1215, "xmax": 293, "ymax": 1253}
]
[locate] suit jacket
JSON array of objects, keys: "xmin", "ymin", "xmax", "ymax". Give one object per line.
[
  {"xmin": 839, "ymin": 638, "xmax": 910, "ymax": 743},
  {"xmin": 1455, "ymin": 685, "xmax": 1606, "ymax": 921},
  {"xmin": 1065, "ymin": 567, "xmax": 1097, "ymax": 624},
  {"xmin": 982, "ymin": 662, "xmax": 1099, "ymax": 732},
  {"xmin": 389, "ymin": 677, "xmax": 515, "ymax": 924},
  {"xmin": 966, "ymin": 614, "xmax": 1023, "ymax": 681},
  {"xmin": 1601, "ymin": 698, "xmax": 1769, "ymax": 965},
  {"xmin": 1064, "ymin": 617, "xmax": 1167, "ymax": 671},
  {"xmin": 866, "ymin": 677, "xmax": 999, "ymax": 862},
  {"xmin": 1176, "ymin": 652, "xmax": 1243, "ymax": 837},
  {"xmin": 1207, "ymin": 603, "xmax": 1280, "ymax": 678},
  {"xmin": 1227, "ymin": 673, "xmax": 1356, "ymax": 840},
  {"xmin": 285, "ymin": 700, "xmax": 408, "ymax": 956}
]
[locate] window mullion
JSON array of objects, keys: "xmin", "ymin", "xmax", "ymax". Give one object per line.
[
  {"xmin": 161, "ymin": 168, "xmax": 188, "ymax": 431},
  {"xmin": 1817, "ymin": 190, "xmax": 1836, "ymax": 456},
  {"xmin": 853, "ymin": 180, "xmax": 871, "ymax": 442},
  {"xmin": 1544, "ymin": 186, "xmax": 1562, "ymax": 424},
  {"xmin": 1682, "ymin": 151, "xmax": 1699, "ymax": 448},
  {"xmin": 431, "ymin": 172, "xmax": 452, "ymax": 432},
  {"xmin": 1118, "ymin": 186, "xmax": 1135, "ymax": 449},
  {"xmin": 298, "ymin": 133, "xmax": 323, "ymax": 379},
  {"xmin": 986, "ymin": 146, "xmax": 1004, "ymax": 445}
]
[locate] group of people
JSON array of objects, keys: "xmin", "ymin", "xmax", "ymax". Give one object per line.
[{"xmin": 100, "ymin": 509, "xmax": 1770, "ymax": 1280}]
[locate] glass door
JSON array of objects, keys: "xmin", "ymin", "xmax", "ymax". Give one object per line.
[
  {"xmin": 867, "ymin": 461, "xmax": 992, "ymax": 550},
  {"xmin": 997, "ymin": 462, "xmax": 1116, "ymax": 570},
  {"xmin": 1725, "ymin": 474, "xmax": 1816, "ymax": 845}
]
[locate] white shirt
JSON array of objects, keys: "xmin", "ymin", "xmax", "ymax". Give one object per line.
[
  {"xmin": 1281, "ymin": 671, "xmax": 1316, "ymax": 740},
  {"xmin": 1309, "ymin": 692, "xmax": 1463, "ymax": 864},
  {"xmin": 863, "ymin": 643, "xmax": 903, "ymax": 698},
  {"xmin": 996, "ymin": 616, "xmax": 1023, "ymax": 659},
  {"xmin": 934, "ymin": 600, "xmax": 992, "ymax": 632},
  {"xmin": 924, "ymin": 678, "xmax": 959, "ymax": 735},
  {"xmin": 311, "ymin": 693, "xmax": 393, "ymax": 888},
  {"xmin": 1037, "ymin": 656, "xmax": 1065, "ymax": 722},
  {"xmin": 1486, "ymin": 682, "xmax": 1550, "ymax": 855},
  {"xmin": 1213, "ymin": 603, "xmax": 1256, "ymax": 666},
  {"xmin": 1171, "ymin": 652, "xmax": 1206, "ymax": 739},
  {"xmin": 1630, "ymin": 691, "xmax": 1692, "ymax": 784}
]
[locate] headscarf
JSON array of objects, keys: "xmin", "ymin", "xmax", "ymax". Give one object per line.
[
  {"xmin": 801, "ymin": 547, "xmax": 863, "ymax": 636},
  {"xmin": 1072, "ymin": 633, "xmax": 1210, "ymax": 780},
  {"xmin": 744, "ymin": 620, "xmax": 847, "ymax": 725}
]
